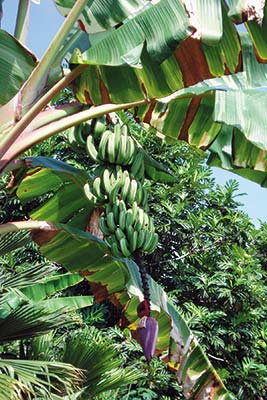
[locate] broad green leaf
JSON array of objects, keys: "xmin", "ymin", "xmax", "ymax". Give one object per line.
[
  {"xmin": 16, "ymin": 157, "xmax": 94, "ymax": 229},
  {"xmin": 42, "ymin": 295, "xmax": 93, "ymax": 312},
  {"xmin": 228, "ymin": 1, "xmax": 267, "ymax": 62},
  {"xmin": 54, "ymin": 0, "xmax": 154, "ymax": 34},
  {"xmin": 70, "ymin": 1, "xmax": 239, "ymax": 102},
  {"xmin": 21, "ymin": 273, "xmax": 83, "ymax": 301},
  {"xmin": 208, "ymin": 127, "xmax": 267, "ymax": 187},
  {"xmin": 137, "ymin": 33, "xmax": 267, "ymax": 183},
  {"xmin": 0, "ymin": 30, "xmax": 36, "ymax": 105}
]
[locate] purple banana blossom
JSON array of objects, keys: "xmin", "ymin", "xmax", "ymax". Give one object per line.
[{"xmin": 137, "ymin": 316, "xmax": 159, "ymax": 363}]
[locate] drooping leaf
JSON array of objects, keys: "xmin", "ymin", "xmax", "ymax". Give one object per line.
[
  {"xmin": 228, "ymin": 1, "xmax": 267, "ymax": 62},
  {"xmin": 42, "ymin": 295, "xmax": 93, "ymax": 312},
  {"xmin": 21, "ymin": 273, "xmax": 84, "ymax": 301},
  {"xmin": 53, "ymin": 0, "xmax": 154, "ymax": 34},
  {"xmin": 70, "ymin": 1, "xmax": 240, "ymax": 103}
]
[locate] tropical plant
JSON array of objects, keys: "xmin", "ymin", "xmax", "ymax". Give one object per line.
[{"xmin": 2, "ymin": 1, "xmax": 267, "ymax": 399}]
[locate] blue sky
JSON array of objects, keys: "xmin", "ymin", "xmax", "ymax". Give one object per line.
[{"xmin": 2, "ymin": 0, "xmax": 267, "ymax": 226}]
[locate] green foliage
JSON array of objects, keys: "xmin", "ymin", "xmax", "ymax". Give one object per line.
[{"xmin": 133, "ymin": 130, "xmax": 267, "ymax": 399}]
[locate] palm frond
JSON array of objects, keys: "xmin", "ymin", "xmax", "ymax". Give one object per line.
[
  {"xmin": 61, "ymin": 327, "xmax": 144, "ymax": 397},
  {"xmin": 0, "ymin": 358, "xmax": 82, "ymax": 400},
  {"xmin": 0, "ymin": 293, "xmax": 79, "ymax": 342},
  {"xmin": 0, "ymin": 231, "xmax": 32, "ymax": 256},
  {"xmin": 0, "ymin": 372, "xmax": 28, "ymax": 400},
  {"xmin": 0, "ymin": 263, "xmax": 58, "ymax": 289}
]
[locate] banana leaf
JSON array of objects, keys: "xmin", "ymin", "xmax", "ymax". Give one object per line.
[
  {"xmin": 12, "ymin": 156, "xmax": 94, "ymax": 229},
  {"xmin": 0, "ymin": 30, "xmax": 36, "ymax": 107},
  {"xmin": 21, "ymin": 273, "xmax": 83, "ymax": 301},
  {"xmin": 68, "ymin": 27, "xmax": 267, "ymax": 186}
]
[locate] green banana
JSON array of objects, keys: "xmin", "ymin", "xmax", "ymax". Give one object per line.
[
  {"xmin": 148, "ymin": 216, "xmax": 155, "ymax": 233},
  {"xmin": 106, "ymin": 212, "xmax": 117, "ymax": 232},
  {"xmin": 106, "ymin": 202, "xmax": 113, "ymax": 215},
  {"xmin": 129, "ymin": 230, "xmax": 138, "ymax": 253},
  {"xmin": 143, "ymin": 212, "xmax": 150, "ymax": 229},
  {"xmin": 110, "ymin": 240, "xmax": 123, "ymax": 258},
  {"xmin": 124, "ymin": 136, "xmax": 136, "ymax": 165},
  {"xmin": 112, "ymin": 201, "xmax": 120, "ymax": 223},
  {"xmin": 92, "ymin": 177, "xmax": 106, "ymax": 201},
  {"xmin": 114, "ymin": 124, "xmax": 122, "ymax": 155},
  {"xmin": 86, "ymin": 122, "xmax": 159, "ymax": 257},
  {"xmin": 135, "ymin": 185, "xmax": 143, "ymax": 205},
  {"xmin": 109, "ymin": 180, "xmax": 121, "ymax": 204},
  {"xmin": 118, "ymin": 209, "xmax": 126, "ymax": 230},
  {"xmin": 107, "ymin": 132, "xmax": 116, "ymax": 164},
  {"xmin": 119, "ymin": 237, "xmax": 131, "ymax": 257},
  {"xmin": 142, "ymin": 230, "xmax": 152, "ymax": 252},
  {"xmin": 143, "ymin": 231, "xmax": 158, "ymax": 253},
  {"xmin": 84, "ymin": 182, "xmax": 98, "ymax": 204},
  {"xmin": 125, "ymin": 209, "xmax": 134, "ymax": 227},
  {"xmin": 98, "ymin": 129, "xmax": 112, "ymax": 161},
  {"xmin": 74, "ymin": 123, "xmax": 86, "ymax": 147},
  {"xmin": 116, "ymin": 134, "xmax": 128, "ymax": 165},
  {"xmin": 121, "ymin": 175, "xmax": 131, "ymax": 201},
  {"xmin": 127, "ymin": 178, "xmax": 138, "ymax": 205},
  {"xmin": 104, "ymin": 236, "xmax": 113, "ymax": 247},
  {"xmin": 134, "ymin": 207, "xmax": 144, "ymax": 231},
  {"xmin": 93, "ymin": 119, "xmax": 106, "ymax": 139},
  {"xmin": 102, "ymin": 168, "xmax": 112, "ymax": 193},
  {"xmin": 115, "ymin": 227, "xmax": 126, "ymax": 241},
  {"xmin": 99, "ymin": 216, "xmax": 111, "ymax": 236},
  {"xmin": 68, "ymin": 127, "xmax": 85, "ymax": 153},
  {"xmin": 137, "ymin": 229, "xmax": 146, "ymax": 248},
  {"xmin": 86, "ymin": 135, "xmax": 100, "ymax": 162},
  {"xmin": 119, "ymin": 199, "xmax": 127, "ymax": 213},
  {"xmin": 114, "ymin": 165, "xmax": 123, "ymax": 182},
  {"xmin": 121, "ymin": 125, "xmax": 128, "ymax": 135},
  {"xmin": 125, "ymin": 224, "xmax": 134, "ymax": 241},
  {"xmin": 132, "ymin": 201, "xmax": 138, "ymax": 224}
]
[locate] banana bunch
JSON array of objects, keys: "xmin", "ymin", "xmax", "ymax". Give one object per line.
[
  {"xmin": 84, "ymin": 122, "xmax": 158, "ymax": 257},
  {"xmin": 86, "ymin": 125, "xmax": 136, "ymax": 165},
  {"xmin": 68, "ymin": 118, "xmax": 105, "ymax": 151},
  {"xmin": 100, "ymin": 200, "xmax": 158, "ymax": 257}
]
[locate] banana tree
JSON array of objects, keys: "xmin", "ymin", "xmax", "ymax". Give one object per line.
[{"xmin": 1, "ymin": 1, "xmax": 267, "ymax": 399}]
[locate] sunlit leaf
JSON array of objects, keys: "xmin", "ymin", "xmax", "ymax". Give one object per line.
[{"xmin": 0, "ymin": 30, "xmax": 36, "ymax": 106}]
